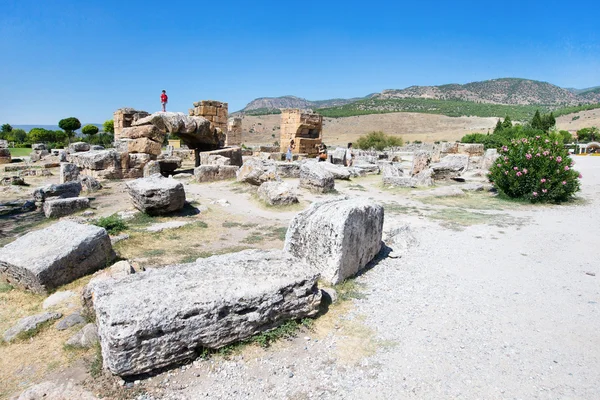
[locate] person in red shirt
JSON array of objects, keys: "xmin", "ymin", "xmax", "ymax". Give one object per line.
[{"xmin": 160, "ymin": 90, "xmax": 168, "ymax": 112}]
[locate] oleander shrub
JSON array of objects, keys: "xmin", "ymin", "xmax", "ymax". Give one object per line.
[{"xmin": 488, "ymin": 135, "xmax": 581, "ymax": 203}]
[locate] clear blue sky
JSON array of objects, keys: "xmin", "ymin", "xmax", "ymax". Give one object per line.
[{"xmin": 1, "ymin": 0, "xmax": 599, "ymax": 124}]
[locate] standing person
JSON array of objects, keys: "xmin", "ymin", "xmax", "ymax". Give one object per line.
[
  {"xmin": 160, "ymin": 90, "xmax": 168, "ymax": 112},
  {"xmin": 317, "ymin": 142, "xmax": 328, "ymax": 162},
  {"xmin": 345, "ymin": 142, "xmax": 354, "ymax": 167},
  {"xmin": 286, "ymin": 139, "xmax": 295, "ymax": 162}
]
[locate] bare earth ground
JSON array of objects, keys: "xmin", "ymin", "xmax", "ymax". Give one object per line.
[
  {"xmin": 242, "ymin": 109, "xmax": 600, "ymax": 147},
  {"xmin": 0, "ymin": 156, "xmax": 599, "ymax": 399}
]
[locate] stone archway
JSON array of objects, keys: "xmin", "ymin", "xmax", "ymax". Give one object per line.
[{"xmin": 586, "ymin": 142, "xmax": 600, "ymax": 154}]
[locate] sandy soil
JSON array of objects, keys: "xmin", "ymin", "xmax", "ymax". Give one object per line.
[{"xmin": 1, "ymin": 156, "xmax": 599, "ymax": 399}]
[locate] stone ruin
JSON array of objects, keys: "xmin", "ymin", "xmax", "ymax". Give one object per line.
[
  {"xmin": 113, "ymin": 108, "xmax": 150, "ymax": 139},
  {"xmin": 0, "ymin": 140, "xmax": 11, "ymax": 164},
  {"xmin": 226, "ymin": 117, "xmax": 242, "ymax": 146},
  {"xmin": 188, "ymin": 100, "xmax": 228, "ymax": 139},
  {"xmin": 279, "ymin": 109, "xmax": 323, "ymax": 156}
]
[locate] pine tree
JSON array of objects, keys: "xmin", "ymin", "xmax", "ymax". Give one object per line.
[
  {"xmin": 531, "ymin": 110, "xmax": 543, "ymax": 130},
  {"xmin": 493, "ymin": 119, "xmax": 503, "ymax": 134},
  {"xmin": 502, "ymin": 115, "xmax": 512, "ymax": 129}
]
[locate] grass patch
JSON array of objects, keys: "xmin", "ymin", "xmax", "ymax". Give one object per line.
[
  {"xmin": 222, "ymin": 221, "xmax": 258, "ymax": 229},
  {"xmin": 348, "ymin": 184, "xmax": 367, "ymax": 191},
  {"xmin": 267, "ymin": 226, "xmax": 288, "ymax": 241},
  {"xmin": 382, "ymin": 202, "xmax": 425, "ymax": 216},
  {"xmin": 14, "ymin": 318, "xmax": 55, "ymax": 341},
  {"xmin": 427, "ymin": 208, "xmax": 526, "ymax": 231},
  {"xmin": 89, "ymin": 342, "xmax": 103, "ymax": 378},
  {"xmin": 8, "ymin": 148, "xmax": 31, "ymax": 157},
  {"xmin": 92, "ymin": 214, "xmax": 128, "ymax": 234},
  {"xmin": 0, "ymin": 282, "xmax": 14, "ymax": 293},
  {"xmin": 334, "ymin": 279, "xmax": 366, "ymax": 301},
  {"xmin": 242, "ymin": 233, "xmax": 265, "ymax": 244},
  {"xmin": 127, "ymin": 212, "xmax": 157, "ymax": 227},
  {"xmin": 418, "ymin": 191, "xmax": 528, "ymax": 210}
]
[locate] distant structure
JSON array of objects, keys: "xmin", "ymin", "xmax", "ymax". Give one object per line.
[
  {"xmin": 226, "ymin": 117, "xmax": 242, "ymax": 146},
  {"xmin": 279, "ymin": 109, "xmax": 323, "ymax": 156},
  {"xmin": 113, "ymin": 108, "xmax": 149, "ymax": 140},
  {"xmin": 189, "ymin": 100, "xmax": 228, "ymax": 137}
]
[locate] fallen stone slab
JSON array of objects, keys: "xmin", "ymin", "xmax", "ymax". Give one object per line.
[
  {"xmin": 284, "ymin": 197, "xmax": 384, "ymax": 284},
  {"xmin": 430, "ymin": 154, "xmax": 469, "ymax": 181},
  {"xmin": 33, "ymin": 181, "xmax": 82, "ymax": 202},
  {"xmin": 56, "ymin": 310, "xmax": 86, "ymax": 330},
  {"xmin": 42, "ymin": 290, "xmax": 76, "ymax": 309},
  {"xmin": 0, "ymin": 220, "xmax": 116, "ymax": 294},
  {"xmin": 382, "ymin": 164, "xmax": 415, "ymax": 187},
  {"xmin": 194, "ymin": 165, "xmax": 238, "ymax": 182},
  {"xmin": 200, "ymin": 147, "xmax": 243, "ymax": 167},
  {"xmin": 3, "ymin": 312, "xmax": 62, "ymax": 342},
  {"xmin": 275, "ymin": 161, "xmax": 301, "ymax": 178},
  {"xmin": 43, "ymin": 197, "xmax": 90, "ymax": 218},
  {"xmin": 0, "ymin": 199, "xmax": 36, "ymax": 217},
  {"xmin": 79, "ymin": 175, "xmax": 102, "ymax": 192},
  {"xmin": 92, "ymin": 249, "xmax": 321, "ymax": 376},
  {"xmin": 82, "ymin": 260, "xmax": 138, "ymax": 311},
  {"xmin": 65, "ymin": 323, "xmax": 99, "ymax": 348},
  {"xmin": 257, "ymin": 181, "xmax": 299, "ymax": 206},
  {"xmin": 158, "ymin": 156, "xmax": 183, "ymax": 174},
  {"xmin": 67, "ymin": 150, "xmax": 119, "ymax": 170},
  {"xmin": 125, "ymin": 175, "xmax": 186, "ymax": 215},
  {"xmin": 60, "ymin": 162, "xmax": 80, "ymax": 183},
  {"xmin": 318, "ymin": 162, "xmax": 351, "ymax": 180},
  {"xmin": 69, "ymin": 142, "xmax": 91, "ymax": 152},
  {"xmin": 146, "ymin": 221, "xmax": 190, "ymax": 232},
  {"xmin": 299, "ymin": 162, "xmax": 335, "ymax": 193},
  {"xmin": 353, "ymin": 162, "xmax": 380, "ymax": 173},
  {"xmin": 237, "ymin": 158, "xmax": 280, "ymax": 186}
]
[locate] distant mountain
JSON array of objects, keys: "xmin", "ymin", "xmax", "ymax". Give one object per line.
[{"xmin": 237, "ymin": 78, "xmax": 600, "ymax": 116}]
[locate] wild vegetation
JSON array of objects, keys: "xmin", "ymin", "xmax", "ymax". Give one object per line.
[{"xmin": 355, "ymin": 131, "xmax": 403, "ymax": 151}]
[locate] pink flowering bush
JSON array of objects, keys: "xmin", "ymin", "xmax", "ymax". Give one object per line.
[{"xmin": 488, "ymin": 136, "xmax": 581, "ymax": 203}]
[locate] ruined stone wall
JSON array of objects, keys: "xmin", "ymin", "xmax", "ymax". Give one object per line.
[
  {"xmin": 279, "ymin": 109, "xmax": 323, "ymax": 156},
  {"xmin": 188, "ymin": 101, "xmax": 228, "ymax": 136},
  {"xmin": 226, "ymin": 117, "xmax": 242, "ymax": 147},
  {"xmin": 113, "ymin": 108, "xmax": 150, "ymax": 139}
]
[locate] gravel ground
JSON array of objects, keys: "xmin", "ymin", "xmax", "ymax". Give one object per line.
[{"xmin": 120, "ymin": 157, "xmax": 600, "ymax": 399}]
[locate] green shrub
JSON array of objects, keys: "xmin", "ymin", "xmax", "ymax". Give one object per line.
[
  {"xmin": 82, "ymin": 124, "xmax": 99, "ymax": 136},
  {"xmin": 92, "ymin": 214, "xmax": 127, "ymax": 234},
  {"xmin": 488, "ymin": 136, "xmax": 581, "ymax": 203},
  {"xmin": 355, "ymin": 131, "xmax": 403, "ymax": 151}
]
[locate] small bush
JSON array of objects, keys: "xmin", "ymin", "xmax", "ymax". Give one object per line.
[
  {"xmin": 488, "ymin": 136, "xmax": 581, "ymax": 203},
  {"xmin": 355, "ymin": 131, "xmax": 403, "ymax": 151},
  {"xmin": 92, "ymin": 214, "xmax": 128, "ymax": 234}
]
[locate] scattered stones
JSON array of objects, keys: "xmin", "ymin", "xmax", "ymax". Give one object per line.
[
  {"xmin": 43, "ymin": 197, "xmax": 90, "ymax": 218},
  {"xmin": 110, "ymin": 233, "xmax": 130, "ymax": 245},
  {"xmin": 321, "ymin": 287, "xmax": 338, "ymax": 304},
  {"xmin": 1, "ymin": 176, "xmax": 26, "ymax": 186},
  {"xmin": 42, "ymin": 290, "xmax": 76, "ymax": 309},
  {"xmin": 200, "ymin": 147, "xmax": 243, "ymax": 167},
  {"xmin": 146, "ymin": 221, "xmax": 190, "ymax": 232},
  {"xmin": 211, "ymin": 199, "xmax": 230, "ymax": 207},
  {"xmin": 65, "ymin": 323, "xmax": 99, "ymax": 348},
  {"xmin": 352, "ymin": 163, "xmax": 380, "ymax": 174},
  {"xmin": 413, "ymin": 168, "xmax": 434, "ymax": 187},
  {"xmin": 257, "ymin": 181, "xmax": 299, "ymax": 206},
  {"xmin": 92, "ymin": 249, "xmax": 321, "ymax": 376},
  {"xmin": 33, "ymin": 181, "xmax": 82, "ymax": 202},
  {"xmin": 0, "ymin": 220, "xmax": 115, "ymax": 294},
  {"xmin": 430, "ymin": 154, "xmax": 469, "ymax": 181},
  {"xmin": 56, "ymin": 310, "xmax": 86, "ymax": 330},
  {"xmin": 299, "ymin": 162, "xmax": 335, "ymax": 193},
  {"xmin": 82, "ymin": 260, "xmax": 137, "ymax": 310},
  {"xmin": 3, "ymin": 312, "xmax": 62, "ymax": 342},
  {"xmin": 237, "ymin": 158, "xmax": 280, "ymax": 185},
  {"xmin": 78, "ymin": 175, "xmax": 102, "ymax": 192},
  {"xmin": 125, "ymin": 175, "xmax": 186, "ymax": 215},
  {"xmin": 0, "ymin": 199, "xmax": 36, "ymax": 216},
  {"xmin": 194, "ymin": 165, "xmax": 238, "ymax": 182},
  {"xmin": 275, "ymin": 161, "xmax": 301, "ymax": 178},
  {"xmin": 69, "ymin": 142, "xmax": 91, "ymax": 152},
  {"xmin": 32, "ymin": 143, "xmax": 47, "ymax": 151},
  {"xmin": 411, "ymin": 150, "xmax": 432, "ymax": 176},
  {"xmin": 60, "ymin": 162, "xmax": 80, "ymax": 183},
  {"xmin": 382, "ymin": 164, "xmax": 415, "ymax": 187},
  {"xmin": 284, "ymin": 197, "xmax": 384, "ymax": 284}
]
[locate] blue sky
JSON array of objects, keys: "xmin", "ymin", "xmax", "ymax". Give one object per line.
[{"xmin": 1, "ymin": 0, "xmax": 599, "ymax": 124}]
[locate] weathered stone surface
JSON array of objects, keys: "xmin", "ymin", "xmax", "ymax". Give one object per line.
[
  {"xmin": 117, "ymin": 138, "xmax": 162, "ymax": 156},
  {"xmin": 58, "ymin": 150, "xmax": 67, "ymax": 162},
  {"xmin": 413, "ymin": 168, "xmax": 434, "ymax": 187},
  {"xmin": 411, "ymin": 150, "xmax": 431, "ymax": 176},
  {"xmin": 33, "ymin": 181, "xmax": 82, "ymax": 202},
  {"xmin": 457, "ymin": 143, "xmax": 485, "ymax": 156},
  {"xmin": 318, "ymin": 162, "xmax": 351, "ymax": 180},
  {"xmin": 43, "ymin": 197, "xmax": 90, "ymax": 218},
  {"xmin": 430, "ymin": 154, "xmax": 469, "ymax": 180},
  {"xmin": 90, "ymin": 145, "xmax": 104, "ymax": 151},
  {"xmin": 42, "ymin": 290, "xmax": 76, "ymax": 309},
  {"xmin": 1, "ymin": 176, "xmax": 26, "ymax": 186},
  {"xmin": 119, "ymin": 125, "xmax": 165, "ymax": 142},
  {"xmin": 274, "ymin": 161, "xmax": 301, "ymax": 178},
  {"xmin": 56, "ymin": 311, "xmax": 86, "ymax": 330},
  {"xmin": 257, "ymin": 181, "xmax": 299, "ymax": 206},
  {"xmin": 200, "ymin": 147, "xmax": 243, "ymax": 167},
  {"xmin": 12, "ymin": 380, "xmax": 98, "ymax": 400},
  {"xmin": 78, "ymin": 175, "xmax": 102, "ymax": 192},
  {"xmin": 32, "ymin": 143, "xmax": 46, "ymax": 151},
  {"xmin": 82, "ymin": 261, "xmax": 137, "ymax": 310},
  {"xmin": 3, "ymin": 312, "xmax": 62, "ymax": 342},
  {"xmin": 383, "ymin": 163, "xmax": 416, "ymax": 187},
  {"xmin": 481, "ymin": 148, "xmax": 500, "ymax": 170},
  {"xmin": 0, "ymin": 200, "xmax": 36, "ymax": 217},
  {"xmin": 237, "ymin": 158, "xmax": 280, "ymax": 186},
  {"xmin": 194, "ymin": 165, "xmax": 238, "ymax": 182},
  {"xmin": 159, "ymin": 157, "xmax": 182, "ymax": 174},
  {"xmin": 143, "ymin": 160, "xmax": 161, "ymax": 177},
  {"xmin": 0, "ymin": 148, "xmax": 11, "ymax": 164},
  {"xmin": 67, "ymin": 150, "xmax": 119, "ymax": 170},
  {"xmin": 59, "ymin": 163, "xmax": 79, "ymax": 184},
  {"xmin": 29, "ymin": 150, "xmax": 49, "ymax": 162},
  {"xmin": 0, "ymin": 221, "xmax": 115, "ymax": 294},
  {"xmin": 69, "ymin": 142, "xmax": 90, "ymax": 152},
  {"xmin": 92, "ymin": 249, "xmax": 322, "ymax": 376},
  {"xmin": 206, "ymin": 154, "xmax": 231, "ymax": 165},
  {"xmin": 330, "ymin": 147, "xmax": 346, "ymax": 165},
  {"xmin": 125, "ymin": 175, "xmax": 185, "ymax": 215},
  {"xmin": 284, "ymin": 198, "xmax": 384, "ymax": 284},
  {"xmin": 299, "ymin": 162, "xmax": 335, "ymax": 193},
  {"xmin": 65, "ymin": 323, "xmax": 99, "ymax": 348},
  {"xmin": 353, "ymin": 162, "xmax": 380, "ymax": 174}
]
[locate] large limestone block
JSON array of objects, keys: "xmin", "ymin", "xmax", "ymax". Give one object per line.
[
  {"xmin": 383, "ymin": 163, "xmax": 416, "ymax": 187},
  {"xmin": 0, "ymin": 148, "xmax": 11, "ymax": 164},
  {"xmin": 430, "ymin": 154, "xmax": 469, "ymax": 180},
  {"xmin": 143, "ymin": 160, "xmax": 161, "ymax": 177},
  {"xmin": 200, "ymin": 147, "xmax": 243, "ymax": 167},
  {"xmin": 0, "ymin": 221, "xmax": 115, "ymax": 294},
  {"xmin": 237, "ymin": 158, "xmax": 280, "ymax": 185},
  {"xmin": 43, "ymin": 197, "xmax": 90, "ymax": 218},
  {"xmin": 67, "ymin": 150, "xmax": 119, "ymax": 170},
  {"xmin": 318, "ymin": 162, "xmax": 351, "ymax": 180},
  {"xmin": 33, "ymin": 181, "xmax": 82, "ymax": 202},
  {"xmin": 257, "ymin": 181, "xmax": 299, "ymax": 206},
  {"xmin": 60, "ymin": 162, "xmax": 80, "ymax": 184},
  {"xmin": 92, "ymin": 249, "xmax": 322, "ymax": 376},
  {"xmin": 69, "ymin": 142, "xmax": 91, "ymax": 152},
  {"xmin": 125, "ymin": 175, "xmax": 185, "ymax": 215},
  {"xmin": 480, "ymin": 148, "xmax": 500, "ymax": 170},
  {"xmin": 117, "ymin": 138, "xmax": 162, "ymax": 156},
  {"xmin": 194, "ymin": 165, "xmax": 238, "ymax": 182},
  {"xmin": 275, "ymin": 161, "xmax": 301, "ymax": 178},
  {"xmin": 457, "ymin": 143, "xmax": 485, "ymax": 156},
  {"xmin": 299, "ymin": 162, "xmax": 334, "ymax": 193},
  {"xmin": 411, "ymin": 150, "xmax": 431, "ymax": 176},
  {"xmin": 119, "ymin": 125, "xmax": 165, "ymax": 142},
  {"xmin": 284, "ymin": 198, "xmax": 384, "ymax": 284},
  {"xmin": 158, "ymin": 157, "xmax": 182, "ymax": 174}
]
